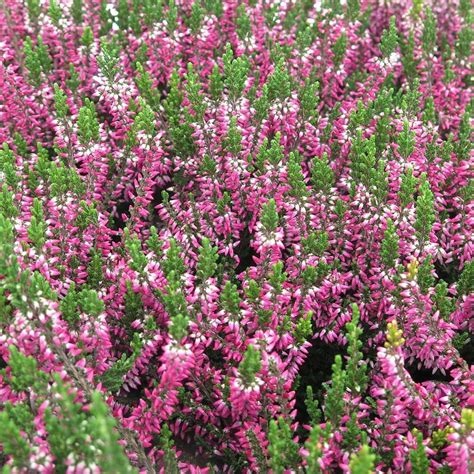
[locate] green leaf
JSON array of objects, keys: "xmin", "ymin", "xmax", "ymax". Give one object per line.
[
  {"xmin": 349, "ymin": 445, "xmax": 376, "ymax": 474},
  {"xmin": 380, "ymin": 16, "xmax": 398, "ymax": 58},
  {"xmin": 260, "ymin": 198, "xmax": 279, "ymax": 232},
  {"xmin": 239, "ymin": 345, "xmax": 261, "ymax": 386}
]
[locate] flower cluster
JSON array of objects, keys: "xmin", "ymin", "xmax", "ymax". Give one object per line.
[{"xmin": 0, "ymin": 0, "xmax": 472, "ymax": 472}]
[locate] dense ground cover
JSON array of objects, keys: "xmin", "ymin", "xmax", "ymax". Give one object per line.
[{"xmin": 0, "ymin": 0, "xmax": 473, "ymax": 472}]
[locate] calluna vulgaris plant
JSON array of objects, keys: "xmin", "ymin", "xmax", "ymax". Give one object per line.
[{"xmin": 0, "ymin": 0, "xmax": 472, "ymax": 472}]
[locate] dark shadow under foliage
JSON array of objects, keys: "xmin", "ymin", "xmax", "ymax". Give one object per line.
[{"xmin": 294, "ymin": 338, "xmax": 345, "ymax": 428}]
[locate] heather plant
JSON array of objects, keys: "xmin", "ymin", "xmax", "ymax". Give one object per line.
[{"xmin": 0, "ymin": 0, "xmax": 472, "ymax": 473}]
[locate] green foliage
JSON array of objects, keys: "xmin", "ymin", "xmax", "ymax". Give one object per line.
[
  {"xmin": 35, "ymin": 143, "xmax": 51, "ymax": 181},
  {"xmin": 305, "ymin": 384, "xmax": 322, "ymax": 424},
  {"xmin": 0, "ymin": 185, "xmax": 19, "ymax": 218},
  {"xmin": 397, "ymin": 120, "xmax": 415, "ymax": 158},
  {"xmin": 453, "ymin": 331, "xmax": 470, "ymax": 351},
  {"xmin": 125, "ymin": 230, "xmax": 148, "ymax": 274},
  {"xmin": 28, "ymin": 198, "xmax": 46, "ymax": 250},
  {"xmin": 30, "ymin": 271, "xmax": 57, "ymax": 301},
  {"xmin": 302, "ymin": 231, "xmax": 329, "ymax": 257},
  {"xmin": 36, "ymin": 36, "xmax": 52, "ymax": 72},
  {"xmin": 381, "ymin": 219, "xmax": 399, "ymax": 269},
  {"xmin": 423, "ymin": 97, "xmax": 437, "ymax": 125},
  {"xmin": 305, "ymin": 424, "xmax": 332, "ymax": 473},
  {"xmin": 375, "ymin": 108, "xmax": 392, "ymax": 155},
  {"xmin": 345, "ymin": 304, "xmax": 368, "ymax": 394},
  {"xmin": 225, "ymin": 116, "xmax": 243, "ymax": 155},
  {"xmin": 204, "ymin": 0, "xmax": 223, "ymax": 18},
  {"xmin": 287, "ymin": 152, "xmax": 308, "ymax": 198},
  {"xmin": 457, "ymin": 260, "xmax": 473, "ymax": 296},
  {"xmin": 380, "ymin": 17, "xmax": 398, "ymax": 58},
  {"xmin": 261, "ymin": 198, "xmax": 279, "ymax": 232},
  {"xmin": 189, "ymin": 1, "xmax": 204, "ymax": 34},
  {"xmin": 311, "ymin": 153, "xmax": 334, "ymax": 194},
  {"xmin": 223, "ymin": 43, "xmax": 250, "ymax": 101},
  {"xmin": 117, "ymin": 0, "xmax": 129, "ymax": 30},
  {"xmin": 185, "ymin": 63, "xmax": 206, "ymax": 122},
  {"xmin": 54, "ymin": 84, "xmax": 70, "ymax": 119},
  {"xmin": 459, "ymin": 0, "xmax": 473, "ymax": 20},
  {"xmin": 433, "ymin": 281, "xmax": 455, "ymax": 320},
  {"xmin": 48, "ymin": 0, "xmax": 62, "ymax": 25},
  {"xmin": 3, "ymin": 346, "xmax": 48, "ymax": 393},
  {"xmin": 23, "ymin": 37, "xmax": 42, "ymax": 86},
  {"xmin": 76, "ymin": 201, "xmax": 99, "ymax": 230},
  {"xmin": 26, "ymin": 0, "xmax": 41, "ymax": 23},
  {"xmin": 411, "ymin": 0, "xmax": 422, "ymax": 18},
  {"xmin": 402, "ymin": 80, "xmax": 422, "ymax": 115},
  {"xmin": 301, "ymin": 261, "xmax": 332, "ymax": 286},
  {"xmin": 399, "ymin": 167, "xmax": 417, "ymax": 208},
  {"xmin": 160, "ymin": 425, "xmax": 180, "ymax": 474},
  {"xmin": 455, "ymin": 111, "xmax": 472, "ymax": 162},
  {"xmin": 163, "ymin": 69, "xmax": 184, "ymax": 118},
  {"xmin": 101, "ymin": 333, "xmax": 143, "ymax": 392},
  {"xmin": 77, "ymin": 99, "xmax": 100, "ymax": 145},
  {"xmin": 43, "ymin": 377, "xmax": 135, "ymax": 473},
  {"xmin": 431, "ymin": 428, "xmax": 451, "ymax": 450},
  {"xmin": 133, "ymin": 99, "xmax": 156, "ymax": 137},
  {"xmin": 239, "ymin": 345, "xmax": 261, "ymax": 386},
  {"xmin": 346, "ymin": 0, "xmax": 360, "ymax": 21},
  {"xmin": 60, "ymin": 282, "xmax": 80, "ymax": 325},
  {"xmin": 410, "ymin": 431, "xmax": 429, "ymax": 474},
  {"xmin": 163, "ymin": 70, "xmax": 196, "ymax": 157},
  {"xmin": 147, "ymin": 226, "xmax": 163, "ymax": 256},
  {"xmin": 220, "ymin": 281, "xmax": 241, "ymax": 315},
  {"xmin": 299, "ymin": 77, "xmax": 319, "ymax": 119},
  {"xmin": 167, "ymin": 304, "xmax": 188, "ymax": 342},
  {"xmin": 0, "ymin": 144, "xmax": 20, "ymax": 190},
  {"xmin": 123, "ymin": 280, "xmax": 144, "ymax": 324},
  {"xmin": 422, "ymin": 8, "xmax": 437, "ymax": 56},
  {"xmin": 79, "ymin": 288, "xmax": 105, "ymax": 316},
  {"xmin": 236, "ymin": 3, "xmax": 251, "ymax": 40},
  {"xmin": 417, "ymin": 257, "xmax": 435, "ymax": 294},
  {"xmin": 161, "ymin": 239, "xmax": 185, "ymax": 280},
  {"xmin": 344, "ymin": 411, "xmax": 364, "ymax": 450},
  {"xmin": 81, "ymin": 25, "xmax": 94, "ymax": 48},
  {"xmin": 143, "ymin": 0, "xmax": 163, "ymax": 26},
  {"xmin": 197, "ymin": 238, "xmax": 219, "ymax": 282},
  {"xmin": 351, "ymin": 133, "xmax": 379, "ymax": 190},
  {"xmin": 209, "ymin": 64, "xmax": 224, "ymax": 100},
  {"xmin": 71, "ymin": 0, "xmax": 83, "ymax": 24},
  {"xmin": 13, "ymin": 133, "xmax": 28, "ymax": 157},
  {"xmin": 86, "ymin": 249, "xmax": 104, "ymax": 289},
  {"xmin": 97, "ymin": 40, "xmax": 120, "ymax": 82},
  {"xmin": 267, "ymin": 417, "xmax": 300, "ymax": 474},
  {"xmin": 166, "ymin": 0, "xmax": 178, "ymax": 34},
  {"xmin": 372, "ymin": 159, "xmax": 388, "ymax": 205},
  {"xmin": 269, "ymin": 261, "xmax": 287, "ymax": 294},
  {"xmin": 401, "ymin": 32, "xmax": 419, "ymax": 81},
  {"xmin": 87, "ymin": 391, "xmax": 136, "ymax": 472},
  {"xmin": 48, "ymin": 161, "xmax": 85, "ymax": 198},
  {"xmin": 332, "ymin": 33, "xmax": 347, "ymax": 66},
  {"xmin": 414, "ymin": 174, "xmax": 435, "ymax": 249},
  {"xmin": 323, "ymin": 355, "xmax": 346, "ymax": 426},
  {"xmin": 256, "ymin": 133, "xmax": 284, "ymax": 170},
  {"xmin": 294, "ymin": 311, "xmax": 313, "ymax": 344},
  {"xmin": 254, "ymin": 84, "xmax": 270, "ymax": 123},
  {"xmin": 0, "ymin": 213, "xmax": 19, "ymax": 286},
  {"xmin": 67, "ymin": 64, "xmax": 81, "ymax": 93},
  {"xmin": 268, "ymin": 58, "xmax": 292, "ymax": 101},
  {"xmin": 0, "ymin": 409, "xmax": 31, "ymax": 469},
  {"xmin": 349, "ymin": 445, "xmax": 375, "ymax": 474}
]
